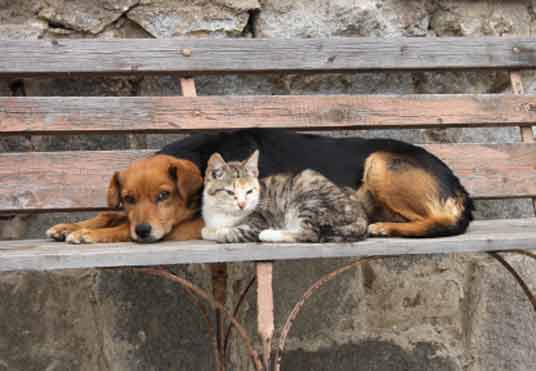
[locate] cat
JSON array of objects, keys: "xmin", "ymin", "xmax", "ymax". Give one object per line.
[{"xmin": 201, "ymin": 150, "xmax": 368, "ymax": 243}]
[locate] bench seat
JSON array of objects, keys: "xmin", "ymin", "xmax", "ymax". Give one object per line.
[{"xmin": 1, "ymin": 218, "xmax": 535, "ymax": 272}]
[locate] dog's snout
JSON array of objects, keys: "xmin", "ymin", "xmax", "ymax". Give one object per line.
[{"xmin": 135, "ymin": 223, "xmax": 152, "ymax": 239}]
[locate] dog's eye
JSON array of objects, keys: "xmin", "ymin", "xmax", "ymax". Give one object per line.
[
  {"xmin": 246, "ymin": 189, "xmax": 254, "ymax": 195},
  {"xmin": 157, "ymin": 191, "xmax": 170, "ymax": 202},
  {"xmin": 124, "ymin": 195, "xmax": 136, "ymax": 204},
  {"xmin": 225, "ymin": 190, "xmax": 235, "ymax": 196}
]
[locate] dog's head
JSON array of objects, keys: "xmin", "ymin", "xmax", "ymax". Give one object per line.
[{"xmin": 107, "ymin": 154, "xmax": 203, "ymax": 242}]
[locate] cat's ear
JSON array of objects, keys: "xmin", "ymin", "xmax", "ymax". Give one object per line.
[
  {"xmin": 207, "ymin": 152, "xmax": 227, "ymax": 179},
  {"xmin": 243, "ymin": 150, "xmax": 259, "ymax": 177}
]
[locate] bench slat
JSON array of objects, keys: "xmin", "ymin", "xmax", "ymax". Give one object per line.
[
  {"xmin": 1, "ymin": 38, "xmax": 536, "ymax": 76},
  {"xmin": 2, "ymin": 95, "xmax": 536, "ymax": 134},
  {"xmin": 0, "ymin": 218, "xmax": 535, "ymax": 272},
  {"xmin": 1, "ymin": 144, "xmax": 535, "ymax": 212}
]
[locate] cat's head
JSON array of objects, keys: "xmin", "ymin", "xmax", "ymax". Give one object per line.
[{"xmin": 203, "ymin": 150, "xmax": 261, "ymax": 214}]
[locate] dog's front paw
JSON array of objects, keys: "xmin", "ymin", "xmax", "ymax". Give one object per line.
[
  {"xmin": 46, "ymin": 223, "xmax": 81, "ymax": 241},
  {"xmin": 66, "ymin": 228, "xmax": 97, "ymax": 244},
  {"xmin": 367, "ymin": 223, "xmax": 389, "ymax": 237}
]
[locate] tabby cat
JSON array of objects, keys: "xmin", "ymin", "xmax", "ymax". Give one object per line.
[{"xmin": 201, "ymin": 150, "xmax": 368, "ymax": 243}]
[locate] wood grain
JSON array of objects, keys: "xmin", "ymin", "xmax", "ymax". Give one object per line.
[
  {"xmin": 1, "ymin": 144, "xmax": 535, "ymax": 212},
  {"xmin": 2, "ymin": 38, "xmax": 536, "ymax": 77},
  {"xmin": 2, "ymin": 95, "xmax": 536, "ymax": 135},
  {"xmin": 0, "ymin": 218, "xmax": 535, "ymax": 272},
  {"xmin": 0, "ymin": 150, "xmax": 150, "ymax": 212}
]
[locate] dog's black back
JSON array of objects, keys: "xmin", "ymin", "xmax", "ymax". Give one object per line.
[
  {"xmin": 159, "ymin": 129, "xmax": 458, "ymax": 194},
  {"xmin": 159, "ymin": 129, "xmax": 473, "ymax": 237}
]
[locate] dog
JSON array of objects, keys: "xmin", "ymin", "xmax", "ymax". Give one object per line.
[{"xmin": 46, "ymin": 129, "xmax": 473, "ymax": 243}]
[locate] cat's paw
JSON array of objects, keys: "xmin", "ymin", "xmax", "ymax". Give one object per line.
[
  {"xmin": 46, "ymin": 223, "xmax": 80, "ymax": 241},
  {"xmin": 367, "ymin": 223, "xmax": 389, "ymax": 237},
  {"xmin": 201, "ymin": 227, "xmax": 218, "ymax": 241},
  {"xmin": 66, "ymin": 228, "xmax": 97, "ymax": 244},
  {"xmin": 259, "ymin": 229, "xmax": 288, "ymax": 243},
  {"xmin": 201, "ymin": 227, "xmax": 229, "ymax": 242}
]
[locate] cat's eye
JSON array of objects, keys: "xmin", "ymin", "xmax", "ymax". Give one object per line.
[
  {"xmin": 156, "ymin": 191, "xmax": 170, "ymax": 202},
  {"xmin": 246, "ymin": 189, "xmax": 254, "ymax": 195},
  {"xmin": 225, "ymin": 190, "xmax": 235, "ymax": 196},
  {"xmin": 212, "ymin": 169, "xmax": 223, "ymax": 179},
  {"xmin": 124, "ymin": 195, "xmax": 136, "ymax": 205}
]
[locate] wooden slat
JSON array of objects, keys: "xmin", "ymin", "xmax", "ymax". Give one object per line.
[
  {"xmin": 1, "ymin": 144, "xmax": 535, "ymax": 212},
  {"xmin": 2, "ymin": 95, "xmax": 536, "ymax": 135},
  {"xmin": 0, "ymin": 150, "xmax": 150, "ymax": 212},
  {"xmin": 510, "ymin": 71, "xmax": 536, "ymax": 215},
  {"xmin": 2, "ymin": 38, "xmax": 536, "ymax": 77},
  {"xmin": 0, "ymin": 218, "xmax": 535, "ymax": 272}
]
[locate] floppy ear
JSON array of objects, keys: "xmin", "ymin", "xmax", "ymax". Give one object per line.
[
  {"xmin": 169, "ymin": 159, "xmax": 203, "ymax": 208},
  {"xmin": 242, "ymin": 150, "xmax": 259, "ymax": 177},
  {"xmin": 107, "ymin": 171, "xmax": 122, "ymax": 208},
  {"xmin": 206, "ymin": 152, "xmax": 228, "ymax": 179}
]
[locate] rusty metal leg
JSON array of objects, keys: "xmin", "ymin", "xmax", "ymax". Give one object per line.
[
  {"xmin": 256, "ymin": 262, "xmax": 274, "ymax": 370},
  {"xmin": 139, "ymin": 266, "xmax": 263, "ymax": 371},
  {"xmin": 211, "ymin": 263, "xmax": 228, "ymax": 371},
  {"xmin": 274, "ymin": 257, "xmax": 381, "ymax": 371},
  {"xmin": 488, "ymin": 252, "xmax": 536, "ymax": 312},
  {"xmin": 224, "ymin": 275, "xmax": 256, "ymax": 363}
]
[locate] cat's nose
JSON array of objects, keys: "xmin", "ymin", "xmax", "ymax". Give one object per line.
[{"xmin": 238, "ymin": 202, "xmax": 246, "ymax": 209}]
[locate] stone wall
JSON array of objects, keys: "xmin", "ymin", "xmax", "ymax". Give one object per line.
[{"xmin": 1, "ymin": 1, "xmax": 535, "ymax": 370}]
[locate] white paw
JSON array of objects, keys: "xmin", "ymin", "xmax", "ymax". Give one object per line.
[
  {"xmin": 201, "ymin": 227, "xmax": 229, "ymax": 242},
  {"xmin": 66, "ymin": 228, "xmax": 96, "ymax": 244},
  {"xmin": 367, "ymin": 223, "xmax": 389, "ymax": 236},
  {"xmin": 259, "ymin": 229, "xmax": 286, "ymax": 243},
  {"xmin": 46, "ymin": 224, "xmax": 79, "ymax": 241}
]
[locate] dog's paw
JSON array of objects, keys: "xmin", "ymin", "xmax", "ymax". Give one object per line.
[
  {"xmin": 66, "ymin": 228, "xmax": 97, "ymax": 244},
  {"xmin": 367, "ymin": 223, "xmax": 390, "ymax": 237},
  {"xmin": 46, "ymin": 223, "xmax": 80, "ymax": 241}
]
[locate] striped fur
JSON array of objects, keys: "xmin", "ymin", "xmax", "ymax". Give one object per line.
[{"xmin": 202, "ymin": 151, "xmax": 368, "ymax": 243}]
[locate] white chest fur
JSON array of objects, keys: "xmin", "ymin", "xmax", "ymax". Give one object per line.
[{"xmin": 202, "ymin": 194, "xmax": 248, "ymax": 228}]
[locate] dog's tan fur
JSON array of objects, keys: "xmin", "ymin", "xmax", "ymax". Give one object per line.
[
  {"xmin": 357, "ymin": 152, "xmax": 467, "ymax": 237},
  {"xmin": 47, "ymin": 155, "xmax": 203, "ymax": 243}
]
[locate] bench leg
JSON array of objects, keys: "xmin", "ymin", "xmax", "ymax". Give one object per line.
[
  {"xmin": 139, "ymin": 266, "xmax": 263, "ymax": 371},
  {"xmin": 211, "ymin": 262, "xmax": 228, "ymax": 371},
  {"xmin": 256, "ymin": 262, "xmax": 275, "ymax": 370}
]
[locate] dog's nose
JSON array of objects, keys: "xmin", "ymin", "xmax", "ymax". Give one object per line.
[{"xmin": 135, "ymin": 224, "xmax": 152, "ymax": 239}]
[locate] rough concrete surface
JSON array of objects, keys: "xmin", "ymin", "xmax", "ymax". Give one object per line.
[{"xmin": 1, "ymin": 0, "xmax": 535, "ymax": 370}]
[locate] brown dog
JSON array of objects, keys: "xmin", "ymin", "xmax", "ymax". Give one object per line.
[{"xmin": 46, "ymin": 155, "xmax": 204, "ymax": 244}]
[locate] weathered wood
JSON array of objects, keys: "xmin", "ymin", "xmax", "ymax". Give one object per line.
[
  {"xmin": 2, "ymin": 94, "xmax": 536, "ymax": 134},
  {"xmin": 1, "ymin": 144, "xmax": 535, "ymax": 212},
  {"xmin": 510, "ymin": 71, "xmax": 536, "ymax": 215},
  {"xmin": 0, "ymin": 218, "xmax": 535, "ymax": 272},
  {"xmin": 256, "ymin": 262, "xmax": 274, "ymax": 369},
  {"xmin": 2, "ymin": 38, "xmax": 536, "ymax": 77},
  {"xmin": 0, "ymin": 150, "xmax": 150, "ymax": 212},
  {"xmin": 421, "ymin": 143, "xmax": 536, "ymax": 200}
]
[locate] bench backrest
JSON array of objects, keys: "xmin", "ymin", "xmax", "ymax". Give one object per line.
[{"xmin": 1, "ymin": 38, "xmax": 535, "ymax": 214}]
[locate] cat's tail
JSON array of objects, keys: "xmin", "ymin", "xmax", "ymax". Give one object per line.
[{"xmin": 319, "ymin": 218, "xmax": 368, "ymax": 243}]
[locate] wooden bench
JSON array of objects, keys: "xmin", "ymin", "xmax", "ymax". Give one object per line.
[{"xmin": 1, "ymin": 38, "xmax": 536, "ymax": 371}]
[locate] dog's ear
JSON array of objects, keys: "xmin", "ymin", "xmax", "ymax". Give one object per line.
[
  {"xmin": 169, "ymin": 159, "xmax": 203, "ymax": 208},
  {"xmin": 107, "ymin": 171, "xmax": 122, "ymax": 208}
]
